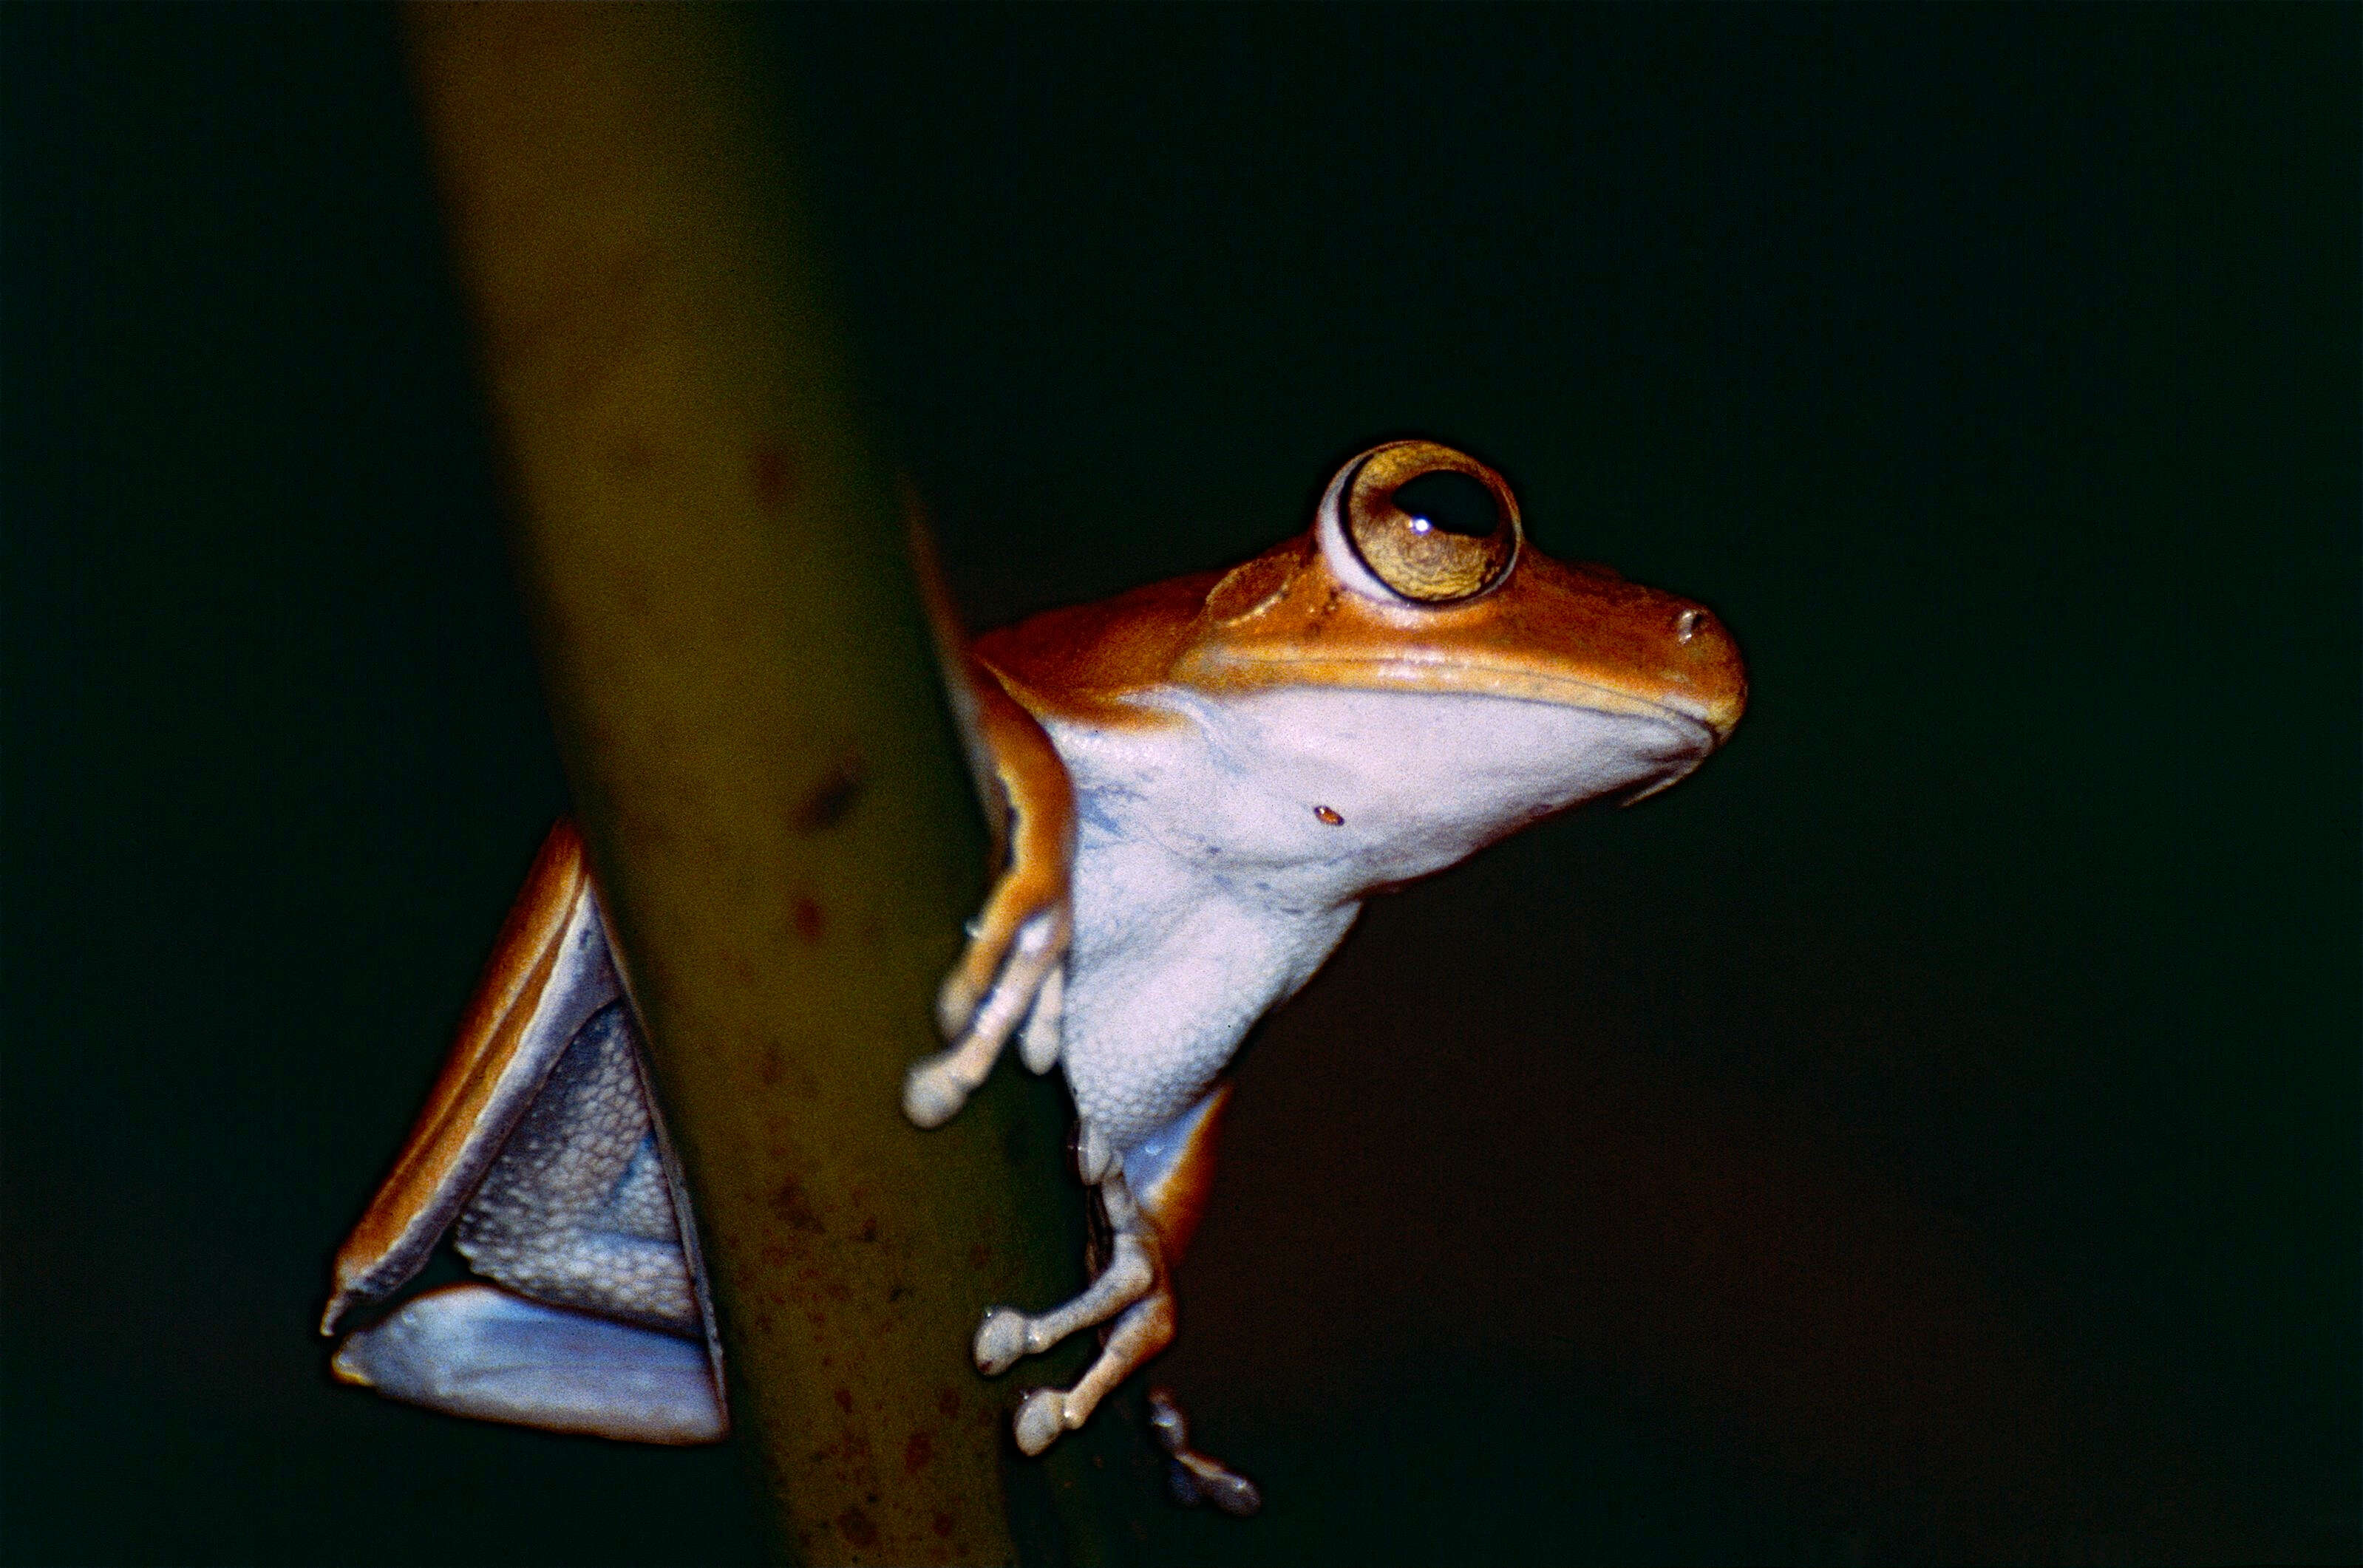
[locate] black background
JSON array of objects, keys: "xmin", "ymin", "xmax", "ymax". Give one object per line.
[{"xmin": 4, "ymin": 6, "xmax": 2356, "ymax": 1564}]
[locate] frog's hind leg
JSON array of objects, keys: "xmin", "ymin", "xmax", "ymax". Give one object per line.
[
  {"xmin": 973, "ymin": 1087, "xmax": 1240, "ymax": 1460},
  {"xmin": 1149, "ymin": 1387, "xmax": 1262, "ymax": 1516},
  {"xmin": 985, "ymin": 1165, "xmax": 1175, "ymax": 1454},
  {"xmin": 324, "ymin": 820, "xmax": 613, "ymax": 1334},
  {"xmin": 330, "ymin": 995, "xmax": 728, "ymax": 1442},
  {"xmin": 324, "ymin": 819, "xmax": 727, "ymax": 1443}
]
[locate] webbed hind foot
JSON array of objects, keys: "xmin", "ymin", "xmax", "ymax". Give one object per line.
[{"xmin": 1150, "ymin": 1388, "xmax": 1261, "ymax": 1516}]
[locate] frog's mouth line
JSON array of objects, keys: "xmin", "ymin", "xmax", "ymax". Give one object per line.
[{"xmin": 1189, "ymin": 652, "xmax": 1732, "ymax": 751}]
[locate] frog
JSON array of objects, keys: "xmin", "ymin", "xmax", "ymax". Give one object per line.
[{"xmin": 319, "ymin": 438, "xmax": 1746, "ymax": 1511}]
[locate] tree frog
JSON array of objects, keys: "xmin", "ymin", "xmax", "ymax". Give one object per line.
[{"xmin": 320, "ymin": 439, "xmax": 1745, "ymax": 1510}]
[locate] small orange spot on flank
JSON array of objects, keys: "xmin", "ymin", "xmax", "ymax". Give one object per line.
[
  {"xmin": 834, "ymin": 1507, "xmax": 877, "ymax": 1549},
  {"xmin": 1314, "ymin": 805, "xmax": 1344, "ymax": 825},
  {"xmin": 833, "ymin": 1387, "xmax": 853, "ymax": 1414},
  {"xmin": 903, "ymin": 1431, "xmax": 934, "ymax": 1473},
  {"xmin": 936, "ymin": 1387, "xmax": 961, "ymax": 1418},
  {"xmin": 968, "ymin": 1243, "xmax": 992, "ymax": 1270},
  {"xmin": 793, "ymin": 896, "xmax": 825, "ymax": 944},
  {"xmin": 931, "ymin": 1511, "xmax": 955, "ymax": 1538}
]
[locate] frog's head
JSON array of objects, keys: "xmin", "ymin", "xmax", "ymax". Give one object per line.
[
  {"xmin": 1182, "ymin": 437, "xmax": 1743, "ymax": 742},
  {"xmin": 1140, "ymin": 440, "xmax": 1746, "ymax": 880}
]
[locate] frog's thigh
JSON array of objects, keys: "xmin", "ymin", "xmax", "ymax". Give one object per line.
[
  {"xmin": 1121, "ymin": 1081, "xmax": 1233, "ymax": 1263},
  {"xmin": 452, "ymin": 1001, "xmax": 701, "ymax": 1332},
  {"xmin": 325, "ymin": 820, "xmax": 729, "ymax": 1443},
  {"xmin": 324, "ymin": 821, "xmax": 617, "ymax": 1333},
  {"xmin": 335, "ymin": 1284, "xmax": 724, "ymax": 1444}
]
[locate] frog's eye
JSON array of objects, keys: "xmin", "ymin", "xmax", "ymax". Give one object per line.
[{"xmin": 1334, "ymin": 442, "xmax": 1521, "ymax": 604}]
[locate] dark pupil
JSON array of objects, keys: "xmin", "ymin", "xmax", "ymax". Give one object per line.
[{"xmin": 1390, "ymin": 470, "xmax": 1498, "ymax": 536}]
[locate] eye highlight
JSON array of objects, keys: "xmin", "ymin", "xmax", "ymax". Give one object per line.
[{"xmin": 1343, "ymin": 443, "xmax": 1520, "ymax": 603}]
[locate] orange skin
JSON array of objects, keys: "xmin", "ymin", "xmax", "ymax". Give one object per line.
[{"xmin": 979, "ymin": 535, "xmax": 1744, "ymax": 743}]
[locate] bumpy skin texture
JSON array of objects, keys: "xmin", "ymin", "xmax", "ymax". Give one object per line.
[{"xmin": 454, "ymin": 1003, "xmax": 697, "ymax": 1332}]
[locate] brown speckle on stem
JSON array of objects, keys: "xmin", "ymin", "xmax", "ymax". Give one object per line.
[
  {"xmin": 833, "ymin": 1507, "xmax": 877, "ymax": 1549},
  {"xmin": 792, "ymin": 895, "xmax": 826, "ymax": 943},
  {"xmin": 770, "ymin": 1178, "xmax": 826, "ymax": 1233},
  {"xmin": 750, "ymin": 440, "xmax": 801, "ymax": 510},
  {"xmin": 795, "ymin": 753, "xmax": 867, "ymax": 833}
]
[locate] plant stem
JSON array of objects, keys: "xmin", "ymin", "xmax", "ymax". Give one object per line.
[{"xmin": 403, "ymin": 8, "xmax": 1104, "ymax": 1561}]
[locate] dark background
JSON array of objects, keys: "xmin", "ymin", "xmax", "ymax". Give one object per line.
[{"xmin": 5, "ymin": 6, "xmax": 2355, "ymax": 1564}]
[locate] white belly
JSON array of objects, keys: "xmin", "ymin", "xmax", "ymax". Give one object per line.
[{"xmin": 1057, "ymin": 828, "xmax": 1357, "ymax": 1149}]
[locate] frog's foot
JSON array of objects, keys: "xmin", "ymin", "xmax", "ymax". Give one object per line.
[
  {"xmin": 1149, "ymin": 1388, "xmax": 1262, "ymax": 1516},
  {"xmin": 1016, "ymin": 958, "xmax": 1066, "ymax": 1076},
  {"xmin": 1010, "ymin": 1286, "xmax": 1179, "ymax": 1458},
  {"xmin": 903, "ymin": 907, "xmax": 1066, "ymax": 1128},
  {"xmin": 972, "ymin": 1093, "xmax": 1232, "ymax": 1455},
  {"xmin": 334, "ymin": 1283, "xmax": 725, "ymax": 1444},
  {"xmin": 973, "ymin": 1167, "xmax": 1178, "ymax": 1456}
]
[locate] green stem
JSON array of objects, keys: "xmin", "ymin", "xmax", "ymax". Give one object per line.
[{"xmin": 402, "ymin": 8, "xmax": 1117, "ymax": 1561}]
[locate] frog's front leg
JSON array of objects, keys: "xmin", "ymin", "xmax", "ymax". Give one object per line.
[{"xmin": 900, "ymin": 641, "xmax": 1077, "ymax": 1127}]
